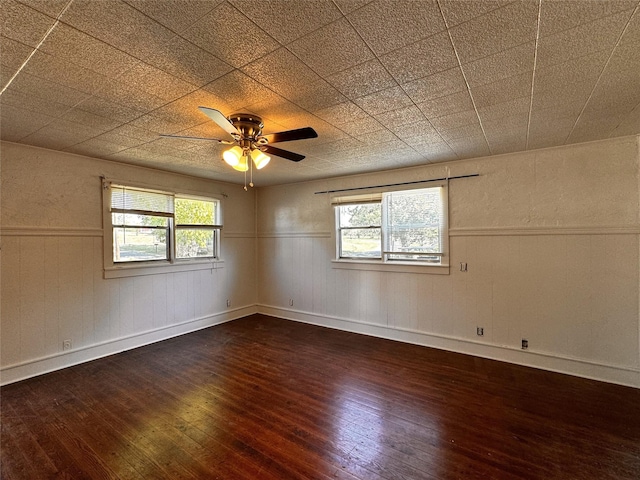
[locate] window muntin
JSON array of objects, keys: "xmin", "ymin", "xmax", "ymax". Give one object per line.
[
  {"xmin": 108, "ymin": 184, "xmax": 220, "ymax": 265},
  {"xmin": 335, "ymin": 186, "xmax": 446, "ymax": 265}
]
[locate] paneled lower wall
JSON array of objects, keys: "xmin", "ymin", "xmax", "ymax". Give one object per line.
[
  {"xmin": 257, "ymin": 230, "xmax": 639, "ymax": 387},
  {"xmin": 1, "ymin": 143, "xmax": 258, "ymax": 385},
  {"xmin": 256, "ymin": 136, "xmax": 640, "ymax": 388}
]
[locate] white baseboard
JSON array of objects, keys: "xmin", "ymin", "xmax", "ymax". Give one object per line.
[
  {"xmin": 0, "ymin": 305, "xmax": 258, "ymax": 386},
  {"xmin": 257, "ymin": 305, "xmax": 640, "ymax": 389}
]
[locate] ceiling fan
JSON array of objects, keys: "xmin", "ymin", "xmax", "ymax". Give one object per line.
[{"xmin": 161, "ymin": 106, "xmax": 318, "ymax": 176}]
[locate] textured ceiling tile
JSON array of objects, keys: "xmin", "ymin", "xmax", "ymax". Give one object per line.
[
  {"xmin": 430, "ymin": 110, "xmax": 478, "ymax": 130},
  {"xmin": 333, "ymin": 0, "xmax": 373, "ymax": 15},
  {"xmin": 128, "ymin": 112, "xmax": 197, "ymax": 136},
  {"xmin": 536, "ymin": 10, "xmax": 632, "ymax": 69},
  {"xmin": 477, "ymin": 96, "xmax": 531, "ymax": 123},
  {"xmin": 182, "ymin": 2, "xmax": 280, "ymax": 68},
  {"xmin": 202, "ymin": 70, "xmax": 276, "ymax": 112},
  {"xmin": 0, "ymin": 86, "xmax": 70, "ymax": 118},
  {"xmin": 539, "ymin": 0, "xmax": 637, "ymax": 38},
  {"xmin": 582, "ymin": 73, "xmax": 640, "ymax": 117},
  {"xmin": 315, "ymin": 102, "xmax": 368, "ymax": 125},
  {"xmin": 463, "ymin": 41, "xmax": 535, "ymax": 88},
  {"xmin": 0, "ymin": 104, "xmax": 56, "ymax": 141},
  {"xmin": 60, "ymin": 0, "xmax": 177, "ymax": 60},
  {"xmin": 338, "ymin": 115, "xmax": 386, "ymax": 136},
  {"xmin": 346, "ymin": 0, "xmax": 445, "ymax": 55},
  {"xmin": 64, "ymin": 137, "xmax": 130, "ymax": 157},
  {"xmin": 60, "ymin": 108, "xmax": 122, "ymax": 131},
  {"xmin": 1, "ymin": 0, "xmax": 57, "ymax": 47},
  {"xmin": 38, "ymin": 23, "xmax": 139, "ymax": 78},
  {"xmin": 231, "ymin": 0, "xmax": 343, "ymax": 44},
  {"xmin": 354, "ymin": 128, "xmax": 399, "ymax": 145},
  {"xmin": 568, "ymin": 114, "xmax": 624, "ymax": 143},
  {"xmin": 380, "ymin": 31, "xmax": 458, "ymax": 84},
  {"xmin": 7, "ymin": 70, "xmax": 90, "ymax": 106},
  {"xmin": 375, "ymin": 105, "xmax": 425, "ymax": 129},
  {"xmin": 402, "ymin": 67, "xmax": 467, "ymax": 104},
  {"xmin": 439, "ymin": 0, "xmax": 512, "ymax": 27},
  {"xmin": 325, "ymin": 59, "xmax": 396, "ymax": 100},
  {"xmin": 73, "ymin": 96, "xmax": 146, "ymax": 123},
  {"xmin": 448, "ymin": 135, "xmax": 490, "ymax": 159},
  {"xmin": 289, "ymin": 79, "xmax": 348, "ymax": 112},
  {"xmin": 439, "ymin": 122, "xmax": 484, "ymax": 142},
  {"xmin": 470, "ymin": 71, "xmax": 532, "ymax": 109},
  {"xmin": 21, "ymin": 119, "xmax": 106, "ymax": 149},
  {"xmin": 18, "ymin": 0, "xmax": 71, "ymax": 17},
  {"xmin": 417, "ymin": 90, "xmax": 474, "ymax": 119},
  {"xmin": 449, "ymin": 0, "xmax": 539, "ymax": 64},
  {"xmin": 108, "ymin": 124, "xmax": 159, "ymax": 143},
  {"xmin": 241, "ymin": 48, "xmax": 321, "ymax": 98},
  {"xmin": 22, "ymin": 50, "xmax": 113, "ymax": 95},
  {"xmin": 117, "ymin": 62, "xmax": 197, "ymax": 100},
  {"xmin": 95, "ymin": 81, "xmax": 167, "ymax": 112},
  {"xmin": 354, "ymin": 86, "xmax": 414, "ymax": 115},
  {"xmin": 390, "ymin": 119, "xmax": 438, "ymax": 141},
  {"xmin": 143, "ymin": 35, "xmax": 233, "ymax": 87},
  {"xmin": 483, "ymin": 111, "xmax": 530, "ymax": 136},
  {"xmin": 610, "ymin": 104, "xmax": 640, "ymax": 137},
  {"xmin": 94, "ymin": 131, "xmax": 148, "ymax": 149},
  {"xmin": 288, "ymin": 18, "xmax": 374, "ymax": 77},
  {"xmin": 124, "ymin": 0, "xmax": 222, "ymax": 33},
  {"xmin": 534, "ymin": 49, "xmax": 610, "ymax": 94},
  {"xmin": 0, "ymin": 35, "xmax": 35, "ymax": 72}
]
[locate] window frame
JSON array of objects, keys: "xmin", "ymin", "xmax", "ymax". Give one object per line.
[
  {"xmin": 103, "ymin": 180, "xmax": 224, "ymax": 278},
  {"xmin": 333, "ymin": 182, "xmax": 449, "ymax": 274}
]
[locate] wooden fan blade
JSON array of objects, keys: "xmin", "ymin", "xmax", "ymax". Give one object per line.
[
  {"xmin": 262, "ymin": 127, "xmax": 318, "ymax": 144},
  {"xmin": 263, "ymin": 145, "xmax": 305, "ymax": 162},
  {"xmin": 198, "ymin": 107, "xmax": 239, "ymax": 137},
  {"xmin": 160, "ymin": 134, "xmax": 230, "ymax": 143}
]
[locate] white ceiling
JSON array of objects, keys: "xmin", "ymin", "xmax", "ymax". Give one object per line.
[{"xmin": 1, "ymin": 0, "xmax": 639, "ymax": 186}]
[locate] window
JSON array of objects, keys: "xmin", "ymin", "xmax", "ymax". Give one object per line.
[
  {"xmin": 334, "ymin": 185, "xmax": 447, "ymax": 266},
  {"xmin": 104, "ymin": 182, "xmax": 222, "ymax": 276}
]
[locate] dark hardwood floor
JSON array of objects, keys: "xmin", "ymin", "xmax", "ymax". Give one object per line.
[{"xmin": 2, "ymin": 314, "xmax": 640, "ymax": 479}]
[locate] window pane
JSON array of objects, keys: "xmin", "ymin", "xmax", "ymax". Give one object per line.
[
  {"xmin": 112, "ymin": 213, "xmax": 169, "ymax": 227},
  {"xmin": 385, "ymin": 188, "xmax": 442, "ymax": 260},
  {"xmin": 175, "ymin": 198, "xmax": 216, "ymax": 225},
  {"xmin": 340, "ymin": 228, "xmax": 381, "ymax": 258},
  {"xmin": 176, "ymin": 228, "xmax": 215, "ymax": 258},
  {"xmin": 113, "ymin": 227, "xmax": 168, "ymax": 262},
  {"xmin": 339, "ymin": 203, "xmax": 381, "ymax": 228}
]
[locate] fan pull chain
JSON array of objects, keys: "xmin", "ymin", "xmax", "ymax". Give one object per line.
[{"xmin": 249, "ymin": 153, "xmax": 254, "ymax": 188}]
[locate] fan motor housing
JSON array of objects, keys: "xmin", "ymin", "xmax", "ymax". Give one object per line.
[{"xmin": 229, "ymin": 113, "xmax": 264, "ymax": 139}]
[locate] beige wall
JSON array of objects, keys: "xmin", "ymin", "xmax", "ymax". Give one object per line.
[
  {"xmin": 1, "ymin": 142, "xmax": 257, "ymax": 384},
  {"xmin": 256, "ymin": 135, "xmax": 640, "ymax": 387}
]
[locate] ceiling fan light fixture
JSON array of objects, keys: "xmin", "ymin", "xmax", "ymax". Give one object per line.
[
  {"xmin": 223, "ymin": 145, "xmax": 247, "ymax": 171},
  {"xmin": 251, "ymin": 149, "xmax": 270, "ymax": 169}
]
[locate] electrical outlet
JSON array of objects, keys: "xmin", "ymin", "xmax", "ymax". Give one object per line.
[
  {"xmin": 62, "ymin": 339, "xmax": 72, "ymax": 351},
  {"xmin": 522, "ymin": 339, "xmax": 528, "ymax": 350},
  {"xmin": 226, "ymin": 299, "xmax": 231, "ymax": 307},
  {"xmin": 460, "ymin": 262, "xmax": 468, "ymax": 272},
  {"xmin": 289, "ymin": 299, "xmax": 294, "ymax": 307},
  {"xmin": 477, "ymin": 327, "xmax": 484, "ymax": 336}
]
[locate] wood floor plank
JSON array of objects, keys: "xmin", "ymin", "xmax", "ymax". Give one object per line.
[{"xmin": 2, "ymin": 314, "xmax": 640, "ymax": 479}]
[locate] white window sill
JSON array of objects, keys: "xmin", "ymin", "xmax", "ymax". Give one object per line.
[
  {"xmin": 331, "ymin": 259, "xmax": 449, "ymax": 275},
  {"xmin": 104, "ymin": 259, "xmax": 225, "ymax": 279}
]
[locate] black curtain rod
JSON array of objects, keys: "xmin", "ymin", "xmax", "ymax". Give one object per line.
[{"xmin": 314, "ymin": 173, "xmax": 479, "ymax": 195}]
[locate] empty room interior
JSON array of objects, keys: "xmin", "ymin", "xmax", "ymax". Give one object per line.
[{"xmin": 2, "ymin": 0, "xmax": 640, "ymax": 478}]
